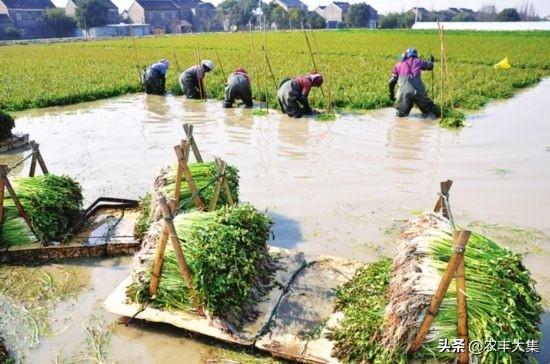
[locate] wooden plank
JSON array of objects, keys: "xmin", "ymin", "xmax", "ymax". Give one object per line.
[
  {"xmin": 157, "ymin": 194, "xmax": 204, "ymax": 315},
  {"xmin": 408, "ymin": 230, "xmax": 470, "ymax": 354},
  {"xmin": 455, "ymin": 230, "xmax": 469, "ymax": 363},
  {"xmin": 216, "ymin": 159, "xmax": 235, "ymax": 206},
  {"xmin": 183, "ymin": 123, "xmax": 203, "ymax": 163},
  {"xmin": 170, "ymin": 141, "xmax": 187, "ymax": 213},
  {"xmin": 209, "ymin": 158, "xmax": 225, "ymax": 211},
  {"xmin": 174, "ymin": 145, "xmax": 205, "ymax": 211},
  {"xmin": 0, "ymin": 169, "xmax": 35, "ymax": 235}
]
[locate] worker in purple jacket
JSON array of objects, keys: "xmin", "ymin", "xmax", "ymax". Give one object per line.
[{"xmin": 388, "ymin": 48, "xmax": 436, "ymax": 118}]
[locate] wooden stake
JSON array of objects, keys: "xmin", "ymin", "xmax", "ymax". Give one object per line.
[
  {"xmin": 194, "ymin": 46, "xmax": 205, "ymax": 100},
  {"xmin": 438, "ymin": 22, "xmax": 444, "ymax": 120},
  {"xmin": 408, "ymin": 230, "xmax": 471, "ymax": 354},
  {"xmin": 36, "ymin": 144, "xmax": 48, "ymax": 175},
  {"xmin": 433, "ymin": 179, "xmax": 453, "ymax": 217},
  {"xmin": 327, "ymin": 63, "xmax": 333, "ymax": 113},
  {"xmin": 455, "ymin": 231, "xmax": 469, "ymax": 364},
  {"xmin": 0, "ymin": 165, "xmax": 35, "ymax": 236},
  {"xmin": 209, "ymin": 158, "xmax": 225, "ymax": 211},
  {"xmin": 216, "ymin": 159, "xmax": 234, "ymax": 206},
  {"xmin": 174, "ymin": 145, "xmax": 205, "ymax": 211},
  {"xmin": 0, "ymin": 173, "xmax": 4, "ymax": 225},
  {"xmin": 302, "ymin": 24, "xmax": 325, "ymax": 98},
  {"xmin": 173, "ymin": 52, "xmax": 182, "ymax": 74},
  {"xmin": 170, "ymin": 141, "xmax": 187, "ymax": 213},
  {"xmin": 183, "ymin": 123, "xmax": 203, "ymax": 162},
  {"xmin": 29, "ymin": 146, "xmax": 37, "ymax": 177},
  {"xmin": 249, "ymin": 23, "xmax": 260, "ymax": 104}
]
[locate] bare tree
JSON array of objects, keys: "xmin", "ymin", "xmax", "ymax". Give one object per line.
[
  {"xmin": 476, "ymin": 3, "xmax": 498, "ymax": 21},
  {"xmin": 517, "ymin": 1, "xmax": 539, "ymax": 21}
]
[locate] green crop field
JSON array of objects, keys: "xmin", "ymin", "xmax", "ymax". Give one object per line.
[{"xmin": 0, "ymin": 29, "xmax": 549, "ymax": 112}]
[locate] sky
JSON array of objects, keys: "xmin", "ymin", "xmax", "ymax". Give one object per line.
[{"xmin": 51, "ymin": 0, "xmax": 550, "ymax": 17}]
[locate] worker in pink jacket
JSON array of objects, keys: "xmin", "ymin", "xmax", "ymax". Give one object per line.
[{"xmin": 389, "ymin": 48, "xmax": 436, "ymax": 119}]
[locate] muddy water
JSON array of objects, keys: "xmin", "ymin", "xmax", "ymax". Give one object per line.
[{"xmin": 2, "ymin": 78, "xmax": 550, "ymax": 362}]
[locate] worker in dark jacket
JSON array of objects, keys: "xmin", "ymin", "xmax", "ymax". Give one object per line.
[
  {"xmin": 389, "ymin": 48, "xmax": 436, "ymax": 118},
  {"xmin": 277, "ymin": 72, "xmax": 323, "ymax": 118},
  {"xmin": 223, "ymin": 68, "xmax": 253, "ymax": 108},
  {"xmin": 142, "ymin": 59, "xmax": 169, "ymax": 95},
  {"xmin": 179, "ymin": 60, "xmax": 214, "ymax": 99}
]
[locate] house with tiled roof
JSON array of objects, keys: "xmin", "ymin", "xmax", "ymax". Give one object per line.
[
  {"xmin": 128, "ymin": 0, "xmax": 180, "ymax": 33},
  {"xmin": 0, "ymin": 0, "xmax": 55, "ymax": 38},
  {"xmin": 274, "ymin": 0, "xmax": 307, "ymax": 12},
  {"xmin": 0, "ymin": 12, "xmax": 15, "ymax": 38}
]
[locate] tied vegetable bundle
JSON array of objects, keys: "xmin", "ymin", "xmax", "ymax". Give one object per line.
[
  {"xmin": 134, "ymin": 162, "xmax": 239, "ymax": 240},
  {"xmin": 1, "ymin": 175, "xmax": 83, "ymax": 247},
  {"xmin": 129, "ymin": 204, "xmax": 274, "ymax": 330},
  {"xmin": 331, "ymin": 213, "xmax": 542, "ymax": 364}
]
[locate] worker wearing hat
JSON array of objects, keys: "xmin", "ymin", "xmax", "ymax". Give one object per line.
[
  {"xmin": 277, "ymin": 72, "xmax": 323, "ymax": 118},
  {"xmin": 388, "ymin": 48, "xmax": 436, "ymax": 118},
  {"xmin": 142, "ymin": 59, "xmax": 169, "ymax": 95},
  {"xmin": 179, "ymin": 60, "xmax": 214, "ymax": 99},
  {"xmin": 223, "ymin": 68, "xmax": 253, "ymax": 108}
]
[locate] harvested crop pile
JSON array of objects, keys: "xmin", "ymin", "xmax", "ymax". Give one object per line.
[
  {"xmin": 0, "ymin": 110, "xmax": 14, "ymax": 141},
  {"xmin": 128, "ymin": 204, "xmax": 274, "ymax": 330},
  {"xmin": 330, "ymin": 213, "xmax": 542, "ymax": 364},
  {"xmin": 134, "ymin": 162, "xmax": 239, "ymax": 240},
  {"xmin": 0, "ymin": 175, "xmax": 83, "ymax": 247}
]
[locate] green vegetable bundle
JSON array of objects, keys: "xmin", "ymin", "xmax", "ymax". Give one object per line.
[
  {"xmin": 0, "ymin": 110, "xmax": 15, "ymax": 141},
  {"xmin": 1, "ymin": 175, "xmax": 83, "ymax": 247},
  {"xmin": 129, "ymin": 204, "xmax": 274, "ymax": 329},
  {"xmin": 331, "ymin": 213, "xmax": 542, "ymax": 364},
  {"xmin": 134, "ymin": 162, "xmax": 239, "ymax": 240},
  {"xmin": 159, "ymin": 162, "xmax": 239, "ymax": 212}
]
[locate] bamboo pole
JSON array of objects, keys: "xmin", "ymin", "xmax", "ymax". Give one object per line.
[
  {"xmin": 438, "ymin": 22, "xmax": 444, "ymax": 120},
  {"xmin": 249, "ymin": 23, "xmax": 260, "ymax": 105},
  {"xmin": 209, "ymin": 158, "xmax": 226, "ymax": 211},
  {"xmin": 408, "ymin": 230, "xmax": 471, "ymax": 354},
  {"xmin": 35, "ymin": 144, "xmax": 48, "ymax": 175},
  {"xmin": 129, "ymin": 26, "xmax": 143, "ymax": 86},
  {"xmin": 183, "ymin": 123, "xmax": 203, "ymax": 162},
  {"xmin": 302, "ymin": 24, "xmax": 325, "ymax": 98},
  {"xmin": 327, "ymin": 63, "xmax": 333, "ymax": 113},
  {"xmin": 194, "ymin": 46, "xmax": 205, "ymax": 100},
  {"xmin": 29, "ymin": 146, "xmax": 37, "ymax": 177},
  {"xmin": 173, "ymin": 52, "xmax": 182, "ymax": 74},
  {"xmin": 149, "ymin": 225, "xmax": 169, "ymax": 296},
  {"xmin": 174, "ymin": 145, "xmax": 205, "ymax": 211},
  {"xmin": 433, "ymin": 179, "xmax": 453, "ymax": 218},
  {"xmin": 215, "ymin": 50, "xmax": 227, "ymax": 82},
  {"xmin": 263, "ymin": 17, "xmax": 270, "ymax": 113},
  {"xmin": 440, "ymin": 28, "xmax": 454, "ymax": 111},
  {"xmin": 455, "ymin": 231, "xmax": 469, "ymax": 364}
]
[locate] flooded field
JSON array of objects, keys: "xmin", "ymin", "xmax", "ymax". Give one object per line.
[{"xmin": 1, "ymin": 78, "xmax": 550, "ymax": 363}]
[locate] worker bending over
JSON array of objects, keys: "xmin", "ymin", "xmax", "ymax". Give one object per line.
[
  {"xmin": 389, "ymin": 48, "xmax": 436, "ymax": 119},
  {"xmin": 143, "ymin": 59, "xmax": 169, "ymax": 95},
  {"xmin": 223, "ymin": 68, "xmax": 253, "ymax": 108},
  {"xmin": 179, "ymin": 60, "xmax": 214, "ymax": 99},
  {"xmin": 277, "ymin": 72, "xmax": 323, "ymax": 118}
]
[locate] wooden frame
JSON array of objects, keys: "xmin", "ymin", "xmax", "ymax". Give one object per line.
[
  {"xmin": 28, "ymin": 141, "xmax": 49, "ymax": 177},
  {"xmin": 0, "ymin": 165, "xmax": 37, "ymax": 238}
]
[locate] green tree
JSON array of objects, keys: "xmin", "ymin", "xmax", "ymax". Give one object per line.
[
  {"xmin": 271, "ymin": 5, "xmax": 288, "ymax": 29},
  {"xmin": 75, "ymin": 0, "xmax": 111, "ymax": 28},
  {"xmin": 496, "ymin": 8, "xmax": 521, "ymax": 21},
  {"xmin": 42, "ymin": 8, "xmax": 77, "ymax": 37},
  {"xmin": 307, "ymin": 11, "xmax": 325, "ymax": 29},
  {"xmin": 288, "ymin": 8, "xmax": 305, "ymax": 29},
  {"xmin": 345, "ymin": 3, "xmax": 373, "ymax": 27},
  {"xmin": 451, "ymin": 12, "xmax": 475, "ymax": 22},
  {"xmin": 378, "ymin": 12, "xmax": 399, "ymax": 28},
  {"xmin": 217, "ymin": 0, "xmax": 259, "ymax": 28}
]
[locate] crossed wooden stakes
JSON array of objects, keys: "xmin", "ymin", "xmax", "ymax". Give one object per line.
[
  {"xmin": 148, "ymin": 123, "xmax": 235, "ymax": 316},
  {"xmin": 0, "ymin": 141, "xmax": 49, "ymax": 243},
  {"xmin": 408, "ymin": 179, "xmax": 470, "ymax": 364}
]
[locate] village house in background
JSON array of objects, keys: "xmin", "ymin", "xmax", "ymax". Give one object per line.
[
  {"xmin": 0, "ymin": 0, "xmax": 54, "ymax": 38},
  {"xmin": 315, "ymin": 1, "xmax": 377, "ymax": 28},
  {"xmin": 273, "ymin": 0, "xmax": 307, "ymax": 12}
]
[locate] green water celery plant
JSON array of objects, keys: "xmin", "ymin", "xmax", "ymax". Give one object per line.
[
  {"xmin": 330, "ymin": 213, "xmax": 542, "ymax": 364},
  {"xmin": 0, "ymin": 175, "xmax": 83, "ymax": 247},
  {"xmin": 128, "ymin": 204, "xmax": 274, "ymax": 330}
]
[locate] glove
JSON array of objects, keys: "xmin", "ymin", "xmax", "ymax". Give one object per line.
[
  {"xmin": 389, "ymin": 91, "xmax": 395, "ymax": 102},
  {"xmin": 428, "ymin": 55, "xmax": 435, "ymax": 63}
]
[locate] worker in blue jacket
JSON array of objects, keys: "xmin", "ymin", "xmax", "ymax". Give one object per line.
[{"xmin": 143, "ymin": 59, "xmax": 169, "ymax": 95}]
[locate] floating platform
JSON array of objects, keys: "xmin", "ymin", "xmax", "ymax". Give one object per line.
[
  {"xmin": 104, "ymin": 247, "xmax": 306, "ymax": 345},
  {"xmin": 0, "ymin": 134, "xmax": 29, "ymax": 153},
  {"xmin": 0, "ymin": 208, "xmax": 141, "ymax": 263},
  {"xmin": 104, "ymin": 252, "xmax": 361, "ymax": 363}
]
